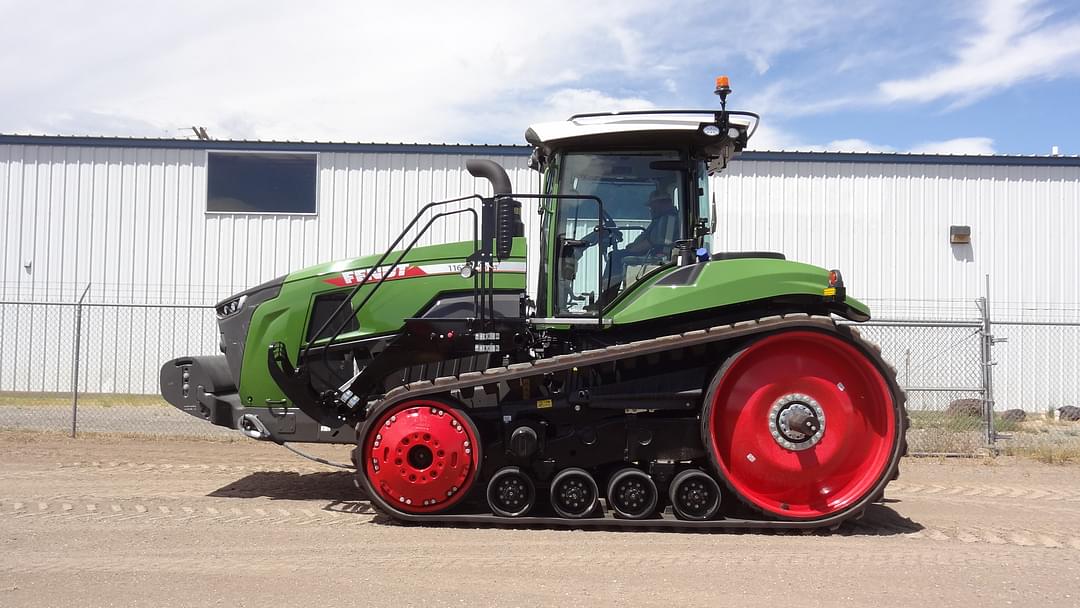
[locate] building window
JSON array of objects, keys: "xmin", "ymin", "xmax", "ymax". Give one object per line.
[{"xmin": 207, "ymin": 152, "xmax": 317, "ymax": 214}]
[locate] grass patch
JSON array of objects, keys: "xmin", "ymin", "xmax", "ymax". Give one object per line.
[
  {"xmin": 1001, "ymin": 444, "xmax": 1080, "ymax": 464},
  {"xmin": 909, "ymin": 410, "xmax": 1074, "ymax": 435},
  {"xmin": 908, "ymin": 411, "xmax": 984, "ymax": 433},
  {"xmin": 994, "ymin": 417, "xmax": 1023, "ymax": 433}
]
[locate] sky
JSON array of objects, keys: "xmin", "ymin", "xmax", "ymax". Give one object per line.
[{"xmin": 1, "ymin": 0, "xmax": 1079, "ymax": 154}]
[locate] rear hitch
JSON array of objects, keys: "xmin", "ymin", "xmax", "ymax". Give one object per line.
[{"xmin": 238, "ymin": 413, "xmax": 271, "ymax": 440}]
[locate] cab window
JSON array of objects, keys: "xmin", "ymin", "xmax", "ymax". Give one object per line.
[{"xmin": 553, "ymin": 151, "xmax": 683, "ymax": 316}]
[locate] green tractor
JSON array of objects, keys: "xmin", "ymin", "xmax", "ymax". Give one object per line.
[{"xmin": 161, "ymin": 80, "xmax": 906, "ymax": 528}]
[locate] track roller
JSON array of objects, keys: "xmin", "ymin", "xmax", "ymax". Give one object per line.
[
  {"xmin": 549, "ymin": 468, "xmax": 599, "ymax": 519},
  {"xmin": 606, "ymin": 468, "xmax": 658, "ymax": 520},
  {"xmin": 669, "ymin": 469, "xmax": 722, "ymax": 521},
  {"xmin": 486, "ymin": 466, "xmax": 536, "ymax": 517}
]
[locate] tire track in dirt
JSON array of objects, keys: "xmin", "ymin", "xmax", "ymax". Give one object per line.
[
  {"xmin": 3, "ymin": 498, "xmax": 1078, "ymax": 551},
  {"xmin": 888, "ymin": 482, "xmax": 1080, "ymax": 501}
]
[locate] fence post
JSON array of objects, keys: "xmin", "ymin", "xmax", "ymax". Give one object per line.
[
  {"xmin": 978, "ymin": 274, "xmax": 996, "ymax": 449},
  {"xmin": 70, "ymin": 284, "xmax": 91, "ymax": 438}
]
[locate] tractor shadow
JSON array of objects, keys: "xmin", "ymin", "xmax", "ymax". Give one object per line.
[
  {"xmin": 209, "ymin": 470, "xmax": 375, "ymax": 516},
  {"xmin": 364, "ymin": 502, "xmax": 923, "ymax": 535},
  {"xmin": 208, "ymin": 472, "xmax": 922, "ymax": 534}
]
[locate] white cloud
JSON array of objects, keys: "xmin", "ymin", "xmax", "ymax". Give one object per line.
[
  {"xmin": 0, "ymin": 0, "xmax": 891, "ymax": 143},
  {"xmin": 750, "ymin": 132, "xmax": 997, "ymax": 155},
  {"xmin": 742, "ymin": 81, "xmax": 857, "ymax": 119},
  {"xmin": 908, "ymin": 137, "xmax": 996, "ymax": 155},
  {"xmin": 825, "ymin": 139, "xmax": 895, "ymax": 153},
  {"xmin": 745, "ymin": 122, "xmax": 816, "ymax": 151},
  {"xmin": 0, "ymin": 1, "xmax": 663, "ymax": 142},
  {"xmin": 878, "ymin": 0, "xmax": 1080, "ymax": 105},
  {"xmin": 0, "ymin": 0, "xmax": 1052, "ymax": 155}
]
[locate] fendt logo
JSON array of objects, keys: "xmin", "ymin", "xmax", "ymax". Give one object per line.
[
  {"xmin": 323, "ymin": 265, "xmax": 426, "ymax": 287},
  {"xmin": 322, "ymin": 261, "xmax": 527, "ymax": 287}
]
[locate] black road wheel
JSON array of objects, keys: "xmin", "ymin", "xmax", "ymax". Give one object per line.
[
  {"xmin": 606, "ymin": 468, "xmax": 658, "ymax": 520},
  {"xmin": 669, "ymin": 469, "xmax": 722, "ymax": 521},
  {"xmin": 487, "ymin": 466, "xmax": 536, "ymax": 517},
  {"xmin": 549, "ymin": 467, "xmax": 599, "ymax": 519}
]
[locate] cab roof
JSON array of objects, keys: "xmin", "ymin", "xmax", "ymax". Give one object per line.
[{"xmin": 524, "ymin": 110, "xmax": 759, "ymax": 173}]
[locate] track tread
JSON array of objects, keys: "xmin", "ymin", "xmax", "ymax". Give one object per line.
[{"xmin": 356, "ymin": 313, "xmax": 908, "ymax": 530}]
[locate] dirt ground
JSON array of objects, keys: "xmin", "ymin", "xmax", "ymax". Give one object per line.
[{"xmin": 1, "ymin": 432, "xmax": 1078, "ymax": 607}]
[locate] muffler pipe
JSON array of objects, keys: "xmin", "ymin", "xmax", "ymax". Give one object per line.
[{"xmin": 466, "ymin": 159, "xmax": 512, "ymax": 196}]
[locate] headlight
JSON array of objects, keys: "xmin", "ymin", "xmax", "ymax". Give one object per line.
[{"xmin": 216, "ymin": 294, "xmax": 247, "ymax": 318}]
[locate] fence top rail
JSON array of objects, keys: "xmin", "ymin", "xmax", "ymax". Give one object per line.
[
  {"xmin": 990, "ymin": 319, "xmax": 1080, "ymax": 327},
  {"xmin": 0, "ymin": 300, "xmax": 213, "ymax": 310},
  {"xmin": 3, "ymin": 303, "xmax": 1076, "ymax": 325},
  {"xmin": 839, "ymin": 319, "xmax": 983, "ymax": 328}
]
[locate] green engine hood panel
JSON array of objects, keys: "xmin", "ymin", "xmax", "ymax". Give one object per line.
[
  {"xmin": 607, "ymin": 258, "xmax": 870, "ymax": 325},
  {"xmin": 235, "ymin": 238, "xmax": 527, "ymax": 406}
]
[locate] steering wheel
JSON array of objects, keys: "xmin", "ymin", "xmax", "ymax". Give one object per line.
[{"xmin": 593, "ymin": 209, "xmax": 623, "ymax": 250}]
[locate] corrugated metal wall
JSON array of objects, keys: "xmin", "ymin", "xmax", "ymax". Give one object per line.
[
  {"xmin": 0, "ymin": 144, "xmax": 539, "ymax": 305},
  {"xmin": 2, "ymin": 141, "xmax": 1079, "ymax": 407},
  {"xmin": 6, "ymin": 143, "xmax": 1077, "ymax": 318},
  {"xmin": 716, "ymin": 160, "xmax": 1080, "ymax": 321}
]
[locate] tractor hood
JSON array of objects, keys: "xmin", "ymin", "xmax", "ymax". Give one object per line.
[{"xmin": 606, "ymin": 258, "xmax": 870, "ymax": 325}]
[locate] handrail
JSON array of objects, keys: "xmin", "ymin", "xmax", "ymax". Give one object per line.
[{"xmin": 303, "ymin": 200, "xmax": 480, "ymax": 388}]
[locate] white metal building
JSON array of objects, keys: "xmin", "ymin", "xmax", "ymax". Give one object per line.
[{"xmin": 1, "ymin": 134, "xmax": 1078, "ymax": 408}]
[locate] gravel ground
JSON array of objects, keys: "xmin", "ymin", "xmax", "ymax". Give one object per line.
[
  {"xmin": 0, "ymin": 404, "xmax": 234, "ymax": 438},
  {"xmin": 1, "ymin": 432, "xmax": 1078, "ymax": 607},
  {"xmin": 5, "ymin": 402, "xmax": 1078, "ymax": 454}
]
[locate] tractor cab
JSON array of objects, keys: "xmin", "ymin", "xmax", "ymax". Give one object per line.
[{"xmin": 525, "ymin": 100, "xmax": 758, "ymax": 318}]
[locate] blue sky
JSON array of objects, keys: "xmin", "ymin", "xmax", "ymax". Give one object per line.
[{"xmin": 2, "ymin": 0, "xmax": 1078, "ymax": 154}]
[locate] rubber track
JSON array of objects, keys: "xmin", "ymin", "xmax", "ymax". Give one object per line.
[{"xmin": 356, "ymin": 313, "xmax": 910, "ymax": 530}]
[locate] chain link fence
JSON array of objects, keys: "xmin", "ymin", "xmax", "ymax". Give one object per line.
[
  {"xmin": 2, "ymin": 297, "xmax": 1080, "ymax": 455},
  {"xmin": 851, "ymin": 320, "xmax": 989, "ymax": 455},
  {"xmin": 0, "ymin": 301, "xmax": 232, "ymax": 439},
  {"xmin": 988, "ymin": 320, "xmax": 1080, "ymax": 458}
]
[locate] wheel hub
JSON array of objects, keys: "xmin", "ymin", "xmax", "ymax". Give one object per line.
[
  {"xmin": 364, "ymin": 403, "xmax": 478, "ymax": 513},
  {"xmin": 495, "ymin": 477, "xmax": 528, "ymax": 510},
  {"xmin": 677, "ymin": 479, "xmax": 711, "ymax": 512},
  {"xmin": 557, "ymin": 479, "xmax": 590, "ymax": 510},
  {"xmin": 614, "ymin": 479, "xmax": 649, "ymax": 510},
  {"xmin": 768, "ymin": 393, "xmax": 826, "ymax": 451}
]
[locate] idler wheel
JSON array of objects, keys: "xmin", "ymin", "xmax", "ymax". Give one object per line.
[
  {"xmin": 703, "ymin": 330, "xmax": 899, "ymax": 520},
  {"xmin": 549, "ymin": 467, "xmax": 599, "ymax": 519},
  {"xmin": 668, "ymin": 469, "xmax": 722, "ymax": 521},
  {"xmin": 606, "ymin": 468, "xmax": 658, "ymax": 520},
  {"xmin": 486, "ymin": 466, "xmax": 536, "ymax": 517},
  {"xmin": 361, "ymin": 399, "xmax": 480, "ymax": 514}
]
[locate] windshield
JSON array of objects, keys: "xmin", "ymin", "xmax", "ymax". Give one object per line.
[{"xmin": 554, "ymin": 151, "xmax": 683, "ymax": 316}]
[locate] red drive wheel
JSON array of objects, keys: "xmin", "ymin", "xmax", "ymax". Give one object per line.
[
  {"xmin": 361, "ymin": 399, "xmax": 480, "ymax": 514},
  {"xmin": 703, "ymin": 330, "xmax": 900, "ymax": 520}
]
